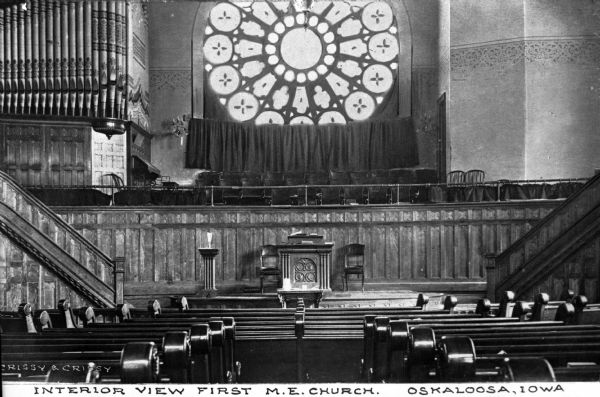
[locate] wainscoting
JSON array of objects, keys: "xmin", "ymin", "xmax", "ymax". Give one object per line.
[{"xmin": 55, "ymin": 202, "xmax": 560, "ymax": 302}]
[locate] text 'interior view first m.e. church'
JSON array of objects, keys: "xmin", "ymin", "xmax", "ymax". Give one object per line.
[{"xmin": 1, "ymin": 0, "xmax": 600, "ymax": 388}]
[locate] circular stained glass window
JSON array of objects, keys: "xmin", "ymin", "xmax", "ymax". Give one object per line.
[{"xmin": 203, "ymin": 1, "xmax": 399, "ymax": 125}]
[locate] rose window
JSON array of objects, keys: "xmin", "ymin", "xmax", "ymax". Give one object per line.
[{"xmin": 203, "ymin": 1, "xmax": 399, "ymax": 125}]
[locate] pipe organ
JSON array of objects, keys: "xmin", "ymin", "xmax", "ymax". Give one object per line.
[{"xmin": 0, "ymin": 0, "xmax": 128, "ymax": 118}]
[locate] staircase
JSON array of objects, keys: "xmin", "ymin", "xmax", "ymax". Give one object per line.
[
  {"xmin": 487, "ymin": 173, "xmax": 600, "ymax": 301},
  {"xmin": 0, "ymin": 171, "xmax": 122, "ymax": 308}
]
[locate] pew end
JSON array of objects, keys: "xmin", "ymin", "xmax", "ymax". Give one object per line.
[
  {"xmin": 162, "ymin": 331, "xmax": 191, "ymax": 383},
  {"xmin": 443, "ymin": 295, "xmax": 458, "ymax": 312},
  {"xmin": 148, "ymin": 300, "xmax": 162, "ymax": 318},
  {"xmin": 476, "ymin": 298, "xmax": 493, "ymax": 317},
  {"xmin": 416, "ymin": 294, "xmax": 429, "ymax": 310},
  {"xmin": 120, "ymin": 342, "xmax": 161, "ymax": 383},
  {"xmin": 498, "ymin": 291, "xmax": 516, "ymax": 317}
]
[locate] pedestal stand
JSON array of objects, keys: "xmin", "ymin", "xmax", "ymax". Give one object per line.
[{"xmin": 198, "ymin": 248, "xmax": 219, "ymax": 296}]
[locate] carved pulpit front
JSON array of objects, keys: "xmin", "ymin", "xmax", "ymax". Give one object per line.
[{"xmin": 277, "ymin": 234, "xmax": 333, "ymax": 290}]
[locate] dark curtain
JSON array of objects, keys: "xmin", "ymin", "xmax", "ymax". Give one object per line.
[{"xmin": 186, "ymin": 118, "xmax": 418, "ymax": 173}]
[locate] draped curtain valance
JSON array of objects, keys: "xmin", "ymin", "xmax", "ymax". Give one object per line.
[{"xmin": 185, "ymin": 118, "xmax": 418, "ymax": 173}]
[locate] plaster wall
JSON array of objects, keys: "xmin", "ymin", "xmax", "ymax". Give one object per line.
[
  {"xmin": 449, "ymin": 0, "xmax": 526, "ymax": 180},
  {"xmin": 406, "ymin": 0, "xmax": 441, "ymax": 168},
  {"xmin": 438, "ymin": 0, "xmax": 450, "ymax": 176},
  {"xmin": 148, "ymin": 1, "xmax": 200, "ymax": 183},
  {"xmin": 523, "ymin": 0, "xmax": 600, "ymax": 178},
  {"xmin": 147, "ymin": 0, "xmax": 441, "ymax": 181},
  {"xmin": 438, "ymin": 0, "xmax": 450, "ymax": 97},
  {"xmin": 449, "ymin": 0, "xmax": 600, "ymax": 181}
]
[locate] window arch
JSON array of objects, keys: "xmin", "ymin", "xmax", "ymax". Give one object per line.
[{"xmin": 192, "ymin": 1, "xmax": 412, "ymax": 121}]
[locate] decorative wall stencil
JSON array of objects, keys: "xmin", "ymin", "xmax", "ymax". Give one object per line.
[
  {"xmin": 128, "ymin": 0, "xmax": 150, "ymax": 130},
  {"xmin": 128, "ymin": 76, "xmax": 150, "ymax": 129},
  {"xmin": 203, "ymin": 1, "xmax": 399, "ymax": 125},
  {"xmin": 451, "ymin": 38, "xmax": 600, "ymax": 75},
  {"xmin": 132, "ymin": 33, "xmax": 147, "ymax": 68}
]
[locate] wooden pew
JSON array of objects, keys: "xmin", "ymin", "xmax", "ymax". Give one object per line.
[
  {"xmin": 82, "ymin": 308, "xmax": 240, "ymax": 383},
  {"xmin": 126, "ymin": 301, "xmax": 306, "ymax": 382},
  {"xmin": 385, "ymin": 317, "xmax": 600, "ymax": 382},
  {"xmin": 0, "ymin": 303, "xmax": 38, "ymax": 333},
  {"xmin": 1, "ymin": 305, "xmax": 215, "ymax": 383},
  {"xmin": 368, "ymin": 314, "xmax": 566, "ymax": 382},
  {"xmin": 555, "ymin": 295, "xmax": 600, "ymax": 325},
  {"xmin": 415, "ymin": 331, "xmax": 600, "ymax": 382},
  {"xmin": 1, "ymin": 341, "xmax": 160, "ymax": 383},
  {"xmin": 1, "ymin": 329, "xmax": 190, "ymax": 382}
]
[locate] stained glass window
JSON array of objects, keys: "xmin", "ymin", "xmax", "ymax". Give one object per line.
[{"xmin": 203, "ymin": 1, "xmax": 399, "ymax": 125}]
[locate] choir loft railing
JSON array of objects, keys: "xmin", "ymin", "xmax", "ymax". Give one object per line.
[
  {"xmin": 0, "ymin": 0, "xmax": 128, "ymax": 118},
  {"xmin": 22, "ymin": 178, "xmax": 589, "ymax": 207}
]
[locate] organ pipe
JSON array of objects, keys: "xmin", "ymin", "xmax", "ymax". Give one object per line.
[
  {"xmin": 0, "ymin": 8, "xmax": 5, "ymax": 112},
  {"xmin": 0, "ymin": 0, "xmax": 128, "ymax": 119}
]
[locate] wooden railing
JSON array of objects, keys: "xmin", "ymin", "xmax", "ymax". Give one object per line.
[
  {"xmin": 488, "ymin": 173, "xmax": 600, "ymax": 301},
  {"xmin": 0, "ymin": 170, "xmax": 121, "ymax": 307}
]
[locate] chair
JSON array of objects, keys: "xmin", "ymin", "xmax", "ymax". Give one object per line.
[
  {"xmin": 367, "ymin": 170, "xmax": 392, "ymax": 204},
  {"xmin": 240, "ymin": 172, "xmax": 266, "ymax": 205},
  {"xmin": 463, "ymin": 169, "xmax": 488, "ymax": 202},
  {"xmin": 257, "ymin": 245, "xmax": 282, "ymax": 293},
  {"xmin": 219, "ymin": 172, "xmax": 243, "ymax": 204},
  {"xmin": 464, "ymin": 169, "xmax": 485, "ymax": 184},
  {"xmin": 343, "ymin": 243, "xmax": 365, "ymax": 291},
  {"xmin": 447, "ymin": 170, "xmax": 466, "ymax": 202},
  {"xmin": 305, "ymin": 172, "xmax": 329, "ymax": 205},
  {"xmin": 447, "ymin": 170, "xmax": 465, "ymax": 185},
  {"xmin": 264, "ymin": 171, "xmax": 286, "ymax": 205},
  {"xmin": 102, "ymin": 173, "xmax": 126, "ymax": 205},
  {"xmin": 327, "ymin": 170, "xmax": 349, "ymax": 204},
  {"xmin": 388, "ymin": 169, "xmax": 414, "ymax": 203},
  {"xmin": 349, "ymin": 171, "xmax": 370, "ymax": 204},
  {"xmin": 193, "ymin": 172, "xmax": 219, "ymax": 205},
  {"xmin": 284, "ymin": 172, "xmax": 306, "ymax": 205}
]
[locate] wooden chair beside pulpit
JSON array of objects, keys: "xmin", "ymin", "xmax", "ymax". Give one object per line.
[
  {"xmin": 343, "ymin": 243, "xmax": 365, "ymax": 292},
  {"xmin": 257, "ymin": 245, "xmax": 282, "ymax": 293}
]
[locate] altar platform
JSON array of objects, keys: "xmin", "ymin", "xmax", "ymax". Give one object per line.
[{"xmin": 169, "ymin": 290, "xmax": 452, "ymax": 309}]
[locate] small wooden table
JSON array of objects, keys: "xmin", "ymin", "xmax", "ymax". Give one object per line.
[{"xmin": 277, "ymin": 289, "xmax": 324, "ymax": 308}]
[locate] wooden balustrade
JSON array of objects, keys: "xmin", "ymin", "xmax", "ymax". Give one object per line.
[{"xmin": 0, "ymin": 170, "xmax": 118, "ymax": 308}]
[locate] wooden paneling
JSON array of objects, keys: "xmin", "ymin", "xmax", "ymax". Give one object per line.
[
  {"xmin": 0, "ymin": 119, "xmax": 92, "ymax": 186},
  {"xmin": 493, "ymin": 174, "xmax": 600, "ymax": 301},
  {"xmin": 527, "ymin": 234, "xmax": 600, "ymax": 302},
  {"xmin": 56, "ymin": 202, "xmax": 560, "ymax": 296},
  {"xmin": 0, "ymin": 233, "xmax": 88, "ymax": 311},
  {"xmin": 1, "ymin": 170, "xmax": 117, "ymax": 307}
]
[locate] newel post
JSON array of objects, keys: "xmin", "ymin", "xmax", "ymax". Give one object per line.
[
  {"xmin": 113, "ymin": 257, "xmax": 126, "ymax": 305},
  {"xmin": 484, "ymin": 253, "xmax": 498, "ymax": 301}
]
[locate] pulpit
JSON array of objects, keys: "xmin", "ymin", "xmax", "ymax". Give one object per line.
[{"xmin": 277, "ymin": 234, "xmax": 333, "ymax": 291}]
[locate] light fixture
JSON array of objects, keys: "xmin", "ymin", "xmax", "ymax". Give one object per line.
[{"xmin": 92, "ymin": 119, "xmax": 128, "ymax": 140}]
